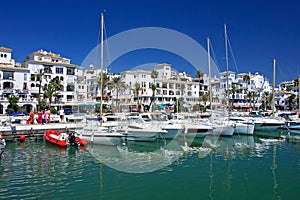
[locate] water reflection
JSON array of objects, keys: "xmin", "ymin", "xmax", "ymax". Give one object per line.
[
  {"xmin": 1, "ymin": 131, "xmax": 299, "ymax": 199},
  {"xmin": 0, "ymin": 141, "xmax": 93, "ymax": 199},
  {"xmin": 87, "ymin": 139, "xmax": 184, "ymax": 173}
]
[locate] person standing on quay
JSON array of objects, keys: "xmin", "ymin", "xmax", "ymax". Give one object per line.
[
  {"xmin": 59, "ymin": 109, "xmax": 65, "ymax": 123},
  {"xmin": 27, "ymin": 110, "xmax": 34, "ymax": 124},
  {"xmin": 44, "ymin": 109, "xmax": 50, "ymax": 124},
  {"xmin": 37, "ymin": 110, "xmax": 43, "ymax": 124},
  {"xmin": 47, "ymin": 109, "xmax": 51, "ymax": 123}
]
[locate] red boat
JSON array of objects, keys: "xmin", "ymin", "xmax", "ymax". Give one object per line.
[{"xmin": 44, "ymin": 130, "xmax": 87, "ymax": 147}]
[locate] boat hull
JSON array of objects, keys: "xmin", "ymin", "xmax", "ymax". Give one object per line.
[
  {"xmin": 123, "ymin": 129, "xmax": 159, "ymax": 142},
  {"xmin": 183, "ymin": 124, "xmax": 213, "ymax": 138},
  {"xmin": 234, "ymin": 122, "xmax": 255, "ymax": 135},
  {"xmin": 213, "ymin": 126, "xmax": 235, "ymax": 137},
  {"xmin": 283, "ymin": 121, "xmax": 300, "ymax": 130},
  {"xmin": 254, "ymin": 123, "xmax": 282, "ymax": 131},
  {"xmin": 44, "ymin": 130, "xmax": 68, "ymax": 147},
  {"xmin": 160, "ymin": 124, "xmax": 184, "ymax": 139},
  {"xmin": 81, "ymin": 132, "xmax": 123, "ymax": 146}
]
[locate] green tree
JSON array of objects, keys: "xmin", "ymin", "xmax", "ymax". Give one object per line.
[
  {"xmin": 150, "ymin": 70, "xmax": 159, "ymax": 111},
  {"xmin": 246, "ymin": 91, "xmax": 257, "ymax": 109},
  {"xmin": 97, "ymin": 71, "xmax": 109, "ymax": 97},
  {"xmin": 43, "ymin": 77, "xmax": 61, "ymax": 109},
  {"xmin": 179, "ymin": 83, "xmax": 186, "ymax": 112},
  {"xmin": 149, "ymin": 84, "xmax": 157, "ymax": 111},
  {"xmin": 261, "ymin": 91, "xmax": 270, "ymax": 110},
  {"xmin": 243, "ymin": 74, "xmax": 250, "ymax": 84},
  {"xmin": 109, "ymin": 76, "xmax": 126, "ymax": 112},
  {"xmin": 230, "ymin": 86, "xmax": 237, "ymax": 110},
  {"xmin": 151, "ymin": 70, "xmax": 158, "ymax": 80},
  {"xmin": 6, "ymin": 95, "xmax": 20, "ymax": 114},
  {"xmin": 133, "ymin": 82, "xmax": 142, "ymax": 112},
  {"xmin": 196, "ymin": 70, "xmax": 204, "ymax": 110},
  {"xmin": 200, "ymin": 91, "xmax": 210, "ymax": 112}
]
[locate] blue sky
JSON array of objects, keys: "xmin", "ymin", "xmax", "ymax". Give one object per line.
[{"xmin": 1, "ymin": 0, "xmax": 300, "ymax": 84}]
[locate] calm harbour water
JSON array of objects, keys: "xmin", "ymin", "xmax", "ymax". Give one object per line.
[{"xmin": 1, "ymin": 130, "xmax": 300, "ymax": 200}]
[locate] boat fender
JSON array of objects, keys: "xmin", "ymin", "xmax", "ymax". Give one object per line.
[{"xmin": 20, "ymin": 135, "xmax": 26, "ymax": 142}]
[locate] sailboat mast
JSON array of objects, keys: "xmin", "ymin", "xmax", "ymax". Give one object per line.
[
  {"xmin": 207, "ymin": 37, "xmax": 212, "ymax": 115},
  {"xmin": 272, "ymin": 58, "xmax": 276, "ymax": 117},
  {"xmin": 100, "ymin": 13, "xmax": 104, "ymax": 118},
  {"xmin": 224, "ymin": 24, "xmax": 230, "ymax": 112}
]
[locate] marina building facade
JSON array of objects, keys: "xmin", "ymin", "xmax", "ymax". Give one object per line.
[{"xmin": 0, "ymin": 46, "xmax": 297, "ymax": 115}]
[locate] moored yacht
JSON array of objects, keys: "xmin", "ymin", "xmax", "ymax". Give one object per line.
[
  {"xmin": 252, "ymin": 117, "xmax": 284, "ymax": 131},
  {"xmin": 79, "ymin": 121, "xmax": 123, "ymax": 146},
  {"xmin": 230, "ymin": 116, "xmax": 255, "ymax": 135},
  {"xmin": 123, "ymin": 118, "xmax": 167, "ymax": 142}
]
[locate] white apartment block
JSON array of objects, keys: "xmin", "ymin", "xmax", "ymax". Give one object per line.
[
  {"xmin": 23, "ymin": 49, "xmax": 81, "ymax": 110},
  {"xmin": 0, "ymin": 46, "xmax": 31, "ymax": 114}
]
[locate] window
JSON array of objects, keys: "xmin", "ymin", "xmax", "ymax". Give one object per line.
[
  {"xmin": 67, "ymin": 67, "xmax": 75, "ymax": 75},
  {"xmin": 56, "ymin": 68, "xmax": 63, "ymax": 74},
  {"xmin": 67, "ymin": 85, "xmax": 75, "ymax": 91},
  {"xmin": 23, "ymin": 83, "xmax": 27, "ymax": 90},
  {"xmin": 43, "ymin": 65, "xmax": 52, "ymax": 73},
  {"xmin": 24, "ymin": 74, "xmax": 27, "ymax": 81},
  {"xmin": 67, "ymin": 95, "xmax": 73, "ymax": 101}
]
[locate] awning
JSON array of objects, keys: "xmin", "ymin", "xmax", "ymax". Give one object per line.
[
  {"xmin": 78, "ymin": 103, "xmax": 95, "ymax": 106},
  {"xmin": 183, "ymin": 104, "xmax": 190, "ymax": 108},
  {"xmin": 157, "ymin": 104, "xmax": 168, "ymax": 108}
]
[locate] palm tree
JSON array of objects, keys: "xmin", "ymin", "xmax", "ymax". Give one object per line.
[
  {"xmin": 43, "ymin": 83, "xmax": 57, "ymax": 109},
  {"xmin": 43, "ymin": 77, "xmax": 61, "ymax": 109},
  {"xmin": 287, "ymin": 94, "xmax": 296, "ymax": 110},
  {"xmin": 230, "ymin": 86, "xmax": 237, "ymax": 110},
  {"xmin": 196, "ymin": 70, "xmax": 204, "ymax": 80},
  {"xmin": 36, "ymin": 69, "xmax": 45, "ymax": 111},
  {"xmin": 196, "ymin": 70, "xmax": 204, "ymax": 110},
  {"xmin": 246, "ymin": 91, "xmax": 257, "ymax": 109},
  {"xmin": 179, "ymin": 83, "xmax": 186, "ymax": 112},
  {"xmin": 96, "ymin": 71, "xmax": 109, "ymax": 98},
  {"xmin": 261, "ymin": 91, "xmax": 270, "ymax": 110},
  {"xmin": 133, "ymin": 82, "xmax": 142, "ymax": 111},
  {"xmin": 150, "ymin": 70, "xmax": 159, "ymax": 111},
  {"xmin": 6, "ymin": 95, "xmax": 20, "ymax": 114},
  {"xmin": 200, "ymin": 91, "xmax": 210, "ymax": 112},
  {"xmin": 149, "ymin": 84, "xmax": 157, "ymax": 111},
  {"xmin": 151, "ymin": 70, "xmax": 158, "ymax": 81},
  {"xmin": 243, "ymin": 74, "xmax": 250, "ymax": 85},
  {"xmin": 109, "ymin": 77, "xmax": 126, "ymax": 112}
]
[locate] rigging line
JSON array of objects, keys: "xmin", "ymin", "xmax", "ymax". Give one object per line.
[
  {"xmin": 276, "ymin": 60, "xmax": 295, "ymax": 82},
  {"xmin": 103, "ymin": 20, "xmax": 113, "ymax": 73},
  {"xmin": 209, "ymin": 39, "xmax": 221, "ymax": 74},
  {"xmin": 227, "ymin": 36, "xmax": 239, "ymax": 73},
  {"xmin": 93, "ymin": 15, "xmax": 102, "ymax": 69}
]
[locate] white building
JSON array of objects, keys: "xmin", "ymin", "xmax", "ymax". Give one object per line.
[
  {"xmin": 0, "ymin": 46, "xmax": 31, "ymax": 114},
  {"xmin": 23, "ymin": 49, "xmax": 81, "ymax": 111}
]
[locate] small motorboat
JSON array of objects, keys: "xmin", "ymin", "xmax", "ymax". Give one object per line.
[{"xmin": 44, "ymin": 130, "xmax": 87, "ymax": 147}]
